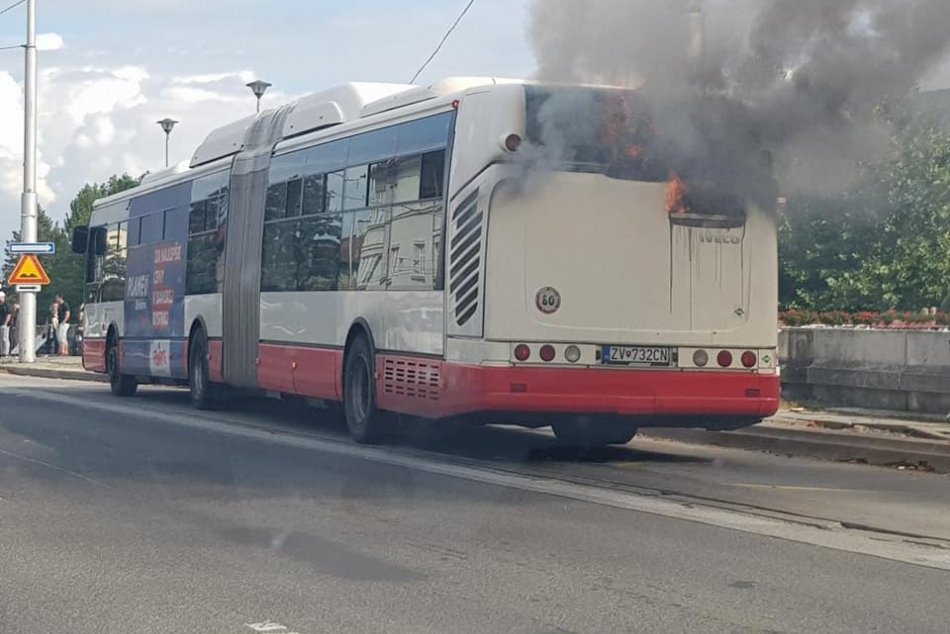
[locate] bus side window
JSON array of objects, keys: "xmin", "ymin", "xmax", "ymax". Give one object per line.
[
  {"xmin": 386, "ymin": 150, "xmax": 446, "ymax": 291},
  {"xmin": 187, "ymin": 171, "xmax": 229, "ymax": 296},
  {"xmin": 100, "ymin": 222, "xmax": 127, "ymax": 303}
]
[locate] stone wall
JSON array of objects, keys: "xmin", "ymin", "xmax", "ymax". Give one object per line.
[{"xmin": 779, "ymin": 329, "xmax": 950, "ymax": 414}]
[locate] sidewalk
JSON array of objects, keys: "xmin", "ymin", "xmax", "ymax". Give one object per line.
[
  {"xmin": 0, "ymin": 355, "xmax": 107, "ymax": 383},
  {"xmin": 646, "ymin": 407, "xmax": 950, "ymax": 474}
]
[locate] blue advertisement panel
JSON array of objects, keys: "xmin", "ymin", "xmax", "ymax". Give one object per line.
[{"xmin": 123, "ymin": 181, "xmax": 192, "ymax": 379}]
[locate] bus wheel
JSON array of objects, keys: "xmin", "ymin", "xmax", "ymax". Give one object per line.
[
  {"xmin": 343, "ymin": 335, "xmax": 390, "ymax": 444},
  {"xmin": 106, "ymin": 335, "xmax": 137, "ymax": 397},
  {"xmin": 188, "ymin": 331, "xmax": 219, "ymax": 410},
  {"xmin": 552, "ymin": 417, "xmax": 638, "ymax": 447}
]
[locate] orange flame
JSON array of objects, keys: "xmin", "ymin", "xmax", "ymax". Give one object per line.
[{"xmin": 666, "ymin": 172, "xmax": 688, "ymax": 215}]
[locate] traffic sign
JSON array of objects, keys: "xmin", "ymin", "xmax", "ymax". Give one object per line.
[
  {"xmin": 15, "ymin": 285, "xmax": 41, "ymax": 293},
  {"xmin": 7, "ymin": 254, "xmax": 51, "ymax": 286},
  {"xmin": 8, "ymin": 241, "xmax": 55, "ymax": 255}
]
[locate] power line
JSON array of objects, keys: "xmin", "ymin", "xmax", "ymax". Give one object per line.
[
  {"xmin": 0, "ymin": 0, "xmax": 26, "ymax": 19},
  {"xmin": 0, "ymin": 43, "xmax": 23, "ymax": 51},
  {"xmin": 410, "ymin": 0, "xmax": 477, "ymax": 84}
]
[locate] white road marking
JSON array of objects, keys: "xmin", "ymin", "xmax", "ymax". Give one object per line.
[
  {"xmin": 5, "ymin": 382, "xmax": 950, "ymax": 571},
  {"xmin": 245, "ymin": 621, "xmax": 296, "ymax": 633}
]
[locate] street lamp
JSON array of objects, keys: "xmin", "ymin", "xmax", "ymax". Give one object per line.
[
  {"xmin": 157, "ymin": 118, "xmax": 178, "ymax": 168},
  {"xmin": 246, "ymin": 80, "xmax": 272, "ymax": 113}
]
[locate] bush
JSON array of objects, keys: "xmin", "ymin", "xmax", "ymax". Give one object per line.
[
  {"xmin": 780, "ymin": 309, "xmax": 817, "ymax": 327},
  {"xmin": 818, "ymin": 311, "xmax": 851, "ymax": 326}
]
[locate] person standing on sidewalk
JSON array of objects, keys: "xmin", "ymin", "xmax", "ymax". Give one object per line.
[
  {"xmin": 46, "ymin": 300, "xmax": 59, "ymax": 356},
  {"xmin": 0, "ymin": 292, "xmax": 11, "ymax": 359},
  {"xmin": 55, "ymin": 294, "xmax": 71, "ymax": 357}
]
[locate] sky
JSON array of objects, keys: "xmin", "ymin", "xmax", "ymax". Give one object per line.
[
  {"xmin": 2, "ymin": 0, "xmax": 950, "ymax": 244},
  {"xmin": 0, "ymin": 0, "xmax": 536, "ymax": 240}
]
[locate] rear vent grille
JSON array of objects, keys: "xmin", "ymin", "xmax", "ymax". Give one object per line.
[
  {"xmin": 383, "ymin": 358, "xmax": 441, "ymax": 401},
  {"xmin": 449, "ymin": 189, "xmax": 482, "ymax": 326}
]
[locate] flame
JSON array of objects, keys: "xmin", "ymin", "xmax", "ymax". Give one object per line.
[{"xmin": 666, "ymin": 173, "xmax": 688, "ymax": 215}]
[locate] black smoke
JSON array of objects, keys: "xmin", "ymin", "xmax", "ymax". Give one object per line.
[{"xmin": 527, "ymin": 0, "xmax": 950, "ymax": 196}]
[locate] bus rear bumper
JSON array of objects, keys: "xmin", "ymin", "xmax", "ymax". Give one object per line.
[{"xmin": 377, "ymin": 358, "xmax": 780, "ymax": 422}]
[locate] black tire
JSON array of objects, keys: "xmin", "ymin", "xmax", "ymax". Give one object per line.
[
  {"xmin": 106, "ymin": 335, "xmax": 137, "ymax": 397},
  {"xmin": 552, "ymin": 417, "xmax": 638, "ymax": 447},
  {"xmin": 343, "ymin": 335, "xmax": 391, "ymax": 444},
  {"xmin": 188, "ymin": 331, "xmax": 219, "ymax": 410}
]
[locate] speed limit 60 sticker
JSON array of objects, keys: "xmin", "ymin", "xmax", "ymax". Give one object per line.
[{"xmin": 536, "ymin": 287, "xmax": 561, "ymax": 314}]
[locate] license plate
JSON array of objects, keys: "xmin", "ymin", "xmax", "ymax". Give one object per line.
[{"xmin": 601, "ymin": 345, "xmax": 675, "ymax": 367}]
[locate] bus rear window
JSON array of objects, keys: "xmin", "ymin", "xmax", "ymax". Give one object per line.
[{"xmin": 524, "ymin": 86, "xmax": 669, "ymax": 182}]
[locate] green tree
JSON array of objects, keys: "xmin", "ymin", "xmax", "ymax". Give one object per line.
[{"xmin": 780, "ymin": 110, "xmax": 950, "ymax": 312}]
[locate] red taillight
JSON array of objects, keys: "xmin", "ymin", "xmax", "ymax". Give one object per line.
[
  {"xmin": 540, "ymin": 345, "xmax": 556, "ymax": 362},
  {"xmin": 514, "ymin": 345, "xmax": 531, "ymax": 362},
  {"xmin": 717, "ymin": 351, "xmax": 733, "ymax": 368},
  {"xmin": 741, "ymin": 351, "xmax": 757, "ymax": 368}
]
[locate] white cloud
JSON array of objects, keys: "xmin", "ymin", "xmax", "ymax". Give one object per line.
[
  {"xmin": 0, "ymin": 65, "xmax": 286, "ymax": 241},
  {"xmin": 36, "ymin": 33, "xmax": 65, "ymax": 52},
  {"xmin": 0, "ymin": 0, "xmax": 536, "ymax": 242}
]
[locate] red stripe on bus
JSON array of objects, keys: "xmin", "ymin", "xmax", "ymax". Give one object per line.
[
  {"xmin": 83, "ymin": 339, "xmax": 107, "ymax": 373},
  {"xmin": 249, "ymin": 344, "xmax": 779, "ymax": 420},
  {"xmin": 257, "ymin": 343, "xmax": 342, "ymax": 401},
  {"xmin": 435, "ymin": 364, "xmax": 780, "ymax": 418},
  {"xmin": 208, "ymin": 340, "xmax": 224, "ymax": 384},
  {"xmin": 373, "ymin": 355, "xmax": 779, "ymax": 419}
]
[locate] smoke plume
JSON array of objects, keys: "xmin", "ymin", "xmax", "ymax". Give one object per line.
[{"xmin": 527, "ymin": 0, "xmax": 950, "ymax": 196}]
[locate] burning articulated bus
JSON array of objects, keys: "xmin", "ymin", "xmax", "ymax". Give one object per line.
[{"xmin": 75, "ymin": 77, "xmax": 779, "ymax": 446}]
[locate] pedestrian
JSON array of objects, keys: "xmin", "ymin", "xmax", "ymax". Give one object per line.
[
  {"xmin": 9, "ymin": 300, "xmax": 18, "ymax": 355},
  {"xmin": 0, "ymin": 292, "xmax": 11, "ymax": 358},
  {"xmin": 46, "ymin": 300, "xmax": 58, "ymax": 356},
  {"xmin": 55, "ymin": 293, "xmax": 71, "ymax": 357}
]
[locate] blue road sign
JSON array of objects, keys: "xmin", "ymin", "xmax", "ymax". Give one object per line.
[{"xmin": 8, "ymin": 242, "xmax": 55, "ymax": 255}]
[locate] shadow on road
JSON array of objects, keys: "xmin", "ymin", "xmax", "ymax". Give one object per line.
[{"xmin": 125, "ymin": 386, "xmax": 711, "ymax": 468}]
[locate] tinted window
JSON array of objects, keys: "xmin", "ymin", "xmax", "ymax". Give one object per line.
[
  {"xmin": 286, "ymin": 178, "xmax": 303, "ymax": 218},
  {"xmin": 302, "ymin": 175, "xmax": 326, "ymax": 216},
  {"xmin": 265, "ymin": 182, "xmax": 288, "ymax": 222},
  {"xmin": 348, "ymin": 127, "xmax": 396, "ymax": 166},
  {"xmin": 395, "ymin": 112, "xmax": 455, "ymax": 155},
  {"xmin": 420, "ymin": 150, "xmax": 446, "ymax": 200},
  {"xmin": 261, "ymin": 215, "xmax": 342, "ymax": 293},
  {"xmin": 302, "ymin": 139, "xmax": 348, "ymax": 175},
  {"xmin": 186, "ymin": 171, "xmax": 230, "ymax": 295},
  {"xmin": 189, "ymin": 200, "xmax": 207, "ymax": 234},
  {"xmin": 340, "ymin": 208, "xmax": 388, "ymax": 291},
  {"xmin": 343, "ymin": 165, "xmax": 369, "ymax": 211},
  {"xmin": 100, "ymin": 222, "xmax": 127, "ymax": 302},
  {"xmin": 326, "ymin": 171, "xmax": 345, "ymax": 214},
  {"xmin": 260, "ymin": 112, "xmax": 454, "ymax": 294}
]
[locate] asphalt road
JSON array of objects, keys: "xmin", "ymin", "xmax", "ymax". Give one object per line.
[{"xmin": 1, "ymin": 374, "xmax": 949, "ymax": 633}]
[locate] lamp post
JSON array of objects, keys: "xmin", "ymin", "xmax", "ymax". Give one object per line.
[
  {"xmin": 18, "ymin": 0, "xmax": 38, "ymax": 363},
  {"xmin": 157, "ymin": 118, "xmax": 178, "ymax": 168},
  {"xmin": 246, "ymin": 80, "xmax": 272, "ymax": 113}
]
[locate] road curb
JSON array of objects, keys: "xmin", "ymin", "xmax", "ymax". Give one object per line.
[
  {"xmin": 643, "ymin": 427, "xmax": 950, "ymax": 474},
  {"xmin": 0, "ymin": 366, "xmax": 107, "ymax": 383}
]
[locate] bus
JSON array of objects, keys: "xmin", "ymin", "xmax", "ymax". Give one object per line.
[{"xmin": 73, "ymin": 77, "xmax": 780, "ymax": 446}]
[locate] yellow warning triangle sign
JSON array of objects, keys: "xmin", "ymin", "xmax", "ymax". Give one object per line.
[{"xmin": 8, "ymin": 254, "xmax": 51, "ymax": 286}]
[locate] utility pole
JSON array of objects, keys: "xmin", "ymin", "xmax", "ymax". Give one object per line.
[{"xmin": 18, "ymin": 0, "xmax": 37, "ymax": 364}]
